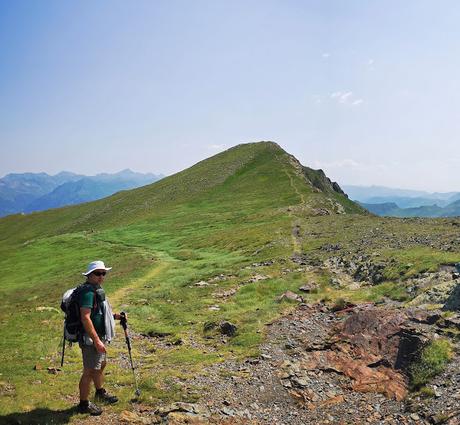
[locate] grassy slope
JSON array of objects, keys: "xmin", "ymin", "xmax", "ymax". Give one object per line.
[{"xmin": 0, "ymin": 142, "xmax": 458, "ymax": 422}]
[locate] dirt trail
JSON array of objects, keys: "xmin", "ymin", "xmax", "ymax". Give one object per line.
[
  {"xmin": 283, "ymin": 168, "xmax": 304, "ymax": 255},
  {"xmin": 109, "ymin": 260, "xmax": 171, "ymax": 308}
]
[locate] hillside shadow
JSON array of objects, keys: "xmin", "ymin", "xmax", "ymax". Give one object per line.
[{"xmin": 0, "ymin": 406, "xmax": 76, "ymax": 425}]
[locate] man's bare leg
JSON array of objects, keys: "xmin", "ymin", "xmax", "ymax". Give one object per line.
[
  {"xmin": 79, "ymin": 368, "xmax": 96, "ymax": 400},
  {"xmin": 93, "ymin": 361, "xmax": 106, "ymax": 390}
]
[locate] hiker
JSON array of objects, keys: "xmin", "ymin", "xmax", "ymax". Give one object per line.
[{"xmin": 77, "ymin": 260, "xmax": 124, "ymax": 416}]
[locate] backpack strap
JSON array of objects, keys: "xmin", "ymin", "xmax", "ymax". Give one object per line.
[{"xmin": 79, "ymin": 283, "xmax": 99, "ymax": 312}]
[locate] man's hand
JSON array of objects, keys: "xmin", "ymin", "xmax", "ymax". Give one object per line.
[
  {"xmin": 113, "ymin": 312, "xmax": 126, "ymax": 320},
  {"xmin": 94, "ymin": 339, "xmax": 106, "ymax": 353}
]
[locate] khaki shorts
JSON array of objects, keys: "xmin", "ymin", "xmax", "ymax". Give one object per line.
[{"xmin": 80, "ymin": 343, "xmax": 107, "ymax": 370}]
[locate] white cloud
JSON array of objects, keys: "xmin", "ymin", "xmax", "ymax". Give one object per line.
[
  {"xmin": 330, "ymin": 91, "xmax": 364, "ymax": 106},
  {"xmin": 367, "ymin": 59, "xmax": 374, "ymax": 67},
  {"xmin": 322, "ymin": 53, "xmax": 330, "ymax": 58}
]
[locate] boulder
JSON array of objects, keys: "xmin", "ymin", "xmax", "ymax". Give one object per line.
[
  {"xmin": 302, "ymin": 308, "xmax": 426, "ymax": 401},
  {"xmin": 220, "ymin": 321, "xmax": 237, "ymax": 337},
  {"xmin": 299, "ymin": 283, "xmax": 317, "ymax": 293},
  {"xmin": 120, "ymin": 410, "xmax": 155, "ymax": 424},
  {"xmin": 277, "ymin": 291, "xmax": 304, "ymax": 303},
  {"xmin": 443, "ymin": 283, "xmax": 460, "ymax": 311}
]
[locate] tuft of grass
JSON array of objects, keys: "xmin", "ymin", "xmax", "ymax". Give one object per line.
[
  {"xmin": 418, "ymin": 386, "xmax": 436, "ymax": 398},
  {"xmin": 410, "ymin": 338, "xmax": 453, "ymax": 390}
]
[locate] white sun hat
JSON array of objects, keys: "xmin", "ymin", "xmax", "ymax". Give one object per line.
[{"xmin": 82, "ymin": 260, "xmax": 112, "ymax": 276}]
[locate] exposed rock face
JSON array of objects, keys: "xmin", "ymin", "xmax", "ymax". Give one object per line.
[
  {"xmin": 302, "ymin": 308, "xmax": 425, "ymax": 401},
  {"xmin": 443, "ymin": 283, "xmax": 460, "ymax": 311},
  {"xmin": 326, "ymin": 255, "xmax": 386, "ymax": 284},
  {"xmin": 301, "ymin": 166, "xmax": 345, "ymax": 195}
]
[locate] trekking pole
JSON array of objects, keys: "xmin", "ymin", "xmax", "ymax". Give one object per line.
[{"xmin": 120, "ymin": 312, "xmax": 141, "ymax": 397}]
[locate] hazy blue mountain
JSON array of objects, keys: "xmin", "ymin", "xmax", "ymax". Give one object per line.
[
  {"xmin": 0, "ymin": 172, "xmax": 84, "ymax": 216},
  {"xmin": 343, "ymin": 185, "xmax": 431, "ymax": 200},
  {"xmin": 448, "ymin": 192, "xmax": 460, "ymax": 203},
  {"xmin": 358, "ymin": 202, "xmax": 401, "ymax": 216},
  {"xmin": 359, "ymin": 200, "xmax": 460, "ymax": 218},
  {"xmin": 361, "ymin": 196, "xmax": 452, "ymax": 208},
  {"xmin": 344, "ymin": 185, "xmax": 460, "ymax": 209},
  {"xmin": 0, "ymin": 170, "xmax": 163, "ymax": 217}
]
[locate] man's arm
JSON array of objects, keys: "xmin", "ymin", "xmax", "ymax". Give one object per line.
[{"xmin": 80, "ymin": 307, "xmax": 106, "ymax": 353}]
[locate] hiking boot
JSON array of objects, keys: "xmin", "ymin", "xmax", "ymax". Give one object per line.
[
  {"xmin": 95, "ymin": 388, "xmax": 118, "ymax": 404},
  {"xmin": 78, "ymin": 401, "xmax": 103, "ymax": 416}
]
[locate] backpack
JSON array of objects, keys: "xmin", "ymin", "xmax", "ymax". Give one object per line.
[{"xmin": 61, "ymin": 283, "xmax": 97, "ymax": 343}]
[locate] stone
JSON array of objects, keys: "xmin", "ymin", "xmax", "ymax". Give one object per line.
[
  {"xmin": 277, "ymin": 290, "xmax": 304, "ymax": 303},
  {"xmin": 291, "ymin": 377, "xmax": 310, "ymax": 387},
  {"xmin": 408, "ymin": 310, "xmax": 441, "ymax": 325},
  {"xmin": 220, "ymin": 321, "xmax": 237, "ymax": 337},
  {"xmin": 157, "ymin": 402, "xmax": 207, "ymax": 416},
  {"xmin": 0, "ymin": 381, "xmax": 15, "ymax": 396},
  {"xmin": 299, "ymin": 283, "xmax": 317, "ymax": 293},
  {"xmin": 120, "ymin": 410, "xmax": 152, "ymax": 424},
  {"xmin": 208, "ymin": 305, "xmax": 220, "ymax": 311},
  {"xmin": 167, "ymin": 412, "xmax": 209, "ymax": 424},
  {"xmin": 221, "ymin": 407, "xmax": 236, "ymax": 416},
  {"xmin": 247, "ymin": 274, "xmax": 270, "ymax": 283},
  {"xmin": 300, "ymin": 308, "xmax": 427, "ymax": 401}
]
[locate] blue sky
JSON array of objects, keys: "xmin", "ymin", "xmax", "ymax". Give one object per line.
[{"xmin": 1, "ymin": 1, "xmax": 459, "ymax": 191}]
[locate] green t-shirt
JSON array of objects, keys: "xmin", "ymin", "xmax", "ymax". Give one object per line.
[{"xmin": 79, "ymin": 284, "xmax": 106, "ymax": 337}]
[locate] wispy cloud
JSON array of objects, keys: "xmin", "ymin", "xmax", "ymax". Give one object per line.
[
  {"xmin": 330, "ymin": 91, "xmax": 364, "ymax": 106},
  {"xmin": 322, "ymin": 52, "xmax": 330, "ymax": 59}
]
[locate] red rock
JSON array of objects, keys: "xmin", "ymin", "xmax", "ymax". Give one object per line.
[{"xmin": 300, "ymin": 307, "xmax": 425, "ymax": 401}]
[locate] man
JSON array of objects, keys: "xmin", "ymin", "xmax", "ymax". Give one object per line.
[{"xmin": 77, "ymin": 260, "xmax": 123, "ymax": 416}]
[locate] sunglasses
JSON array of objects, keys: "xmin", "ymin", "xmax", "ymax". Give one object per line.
[{"xmin": 92, "ymin": 271, "xmax": 106, "ymax": 277}]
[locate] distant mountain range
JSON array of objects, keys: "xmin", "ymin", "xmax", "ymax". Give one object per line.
[
  {"xmin": 343, "ymin": 185, "xmax": 460, "ymax": 217},
  {"xmin": 0, "ymin": 169, "xmax": 163, "ymax": 217}
]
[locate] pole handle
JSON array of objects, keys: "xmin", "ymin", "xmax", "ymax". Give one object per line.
[{"xmin": 120, "ymin": 311, "xmax": 128, "ymax": 330}]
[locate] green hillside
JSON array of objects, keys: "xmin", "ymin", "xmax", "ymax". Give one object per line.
[{"xmin": 1, "ymin": 141, "xmax": 458, "ymax": 423}]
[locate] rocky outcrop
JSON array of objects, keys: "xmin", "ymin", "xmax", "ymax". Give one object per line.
[
  {"xmin": 327, "ymin": 255, "xmax": 386, "ymax": 284},
  {"xmin": 301, "ymin": 308, "xmax": 425, "ymax": 401},
  {"xmin": 443, "ymin": 283, "xmax": 460, "ymax": 311},
  {"xmin": 301, "ymin": 166, "xmax": 345, "ymax": 196}
]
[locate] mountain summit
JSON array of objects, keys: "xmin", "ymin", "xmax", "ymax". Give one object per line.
[{"xmin": 0, "ymin": 141, "xmax": 364, "ymax": 245}]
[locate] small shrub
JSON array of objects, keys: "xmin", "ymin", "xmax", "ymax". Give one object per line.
[
  {"xmin": 418, "ymin": 386, "xmax": 435, "ymax": 398},
  {"xmin": 410, "ymin": 338, "xmax": 453, "ymax": 390},
  {"xmin": 331, "ymin": 297, "xmax": 348, "ymax": 311}
]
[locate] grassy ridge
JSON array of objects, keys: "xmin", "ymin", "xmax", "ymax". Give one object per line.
[{"xmin": 0, "ymin": 142, "xmax": 312, "ymax": 417}]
